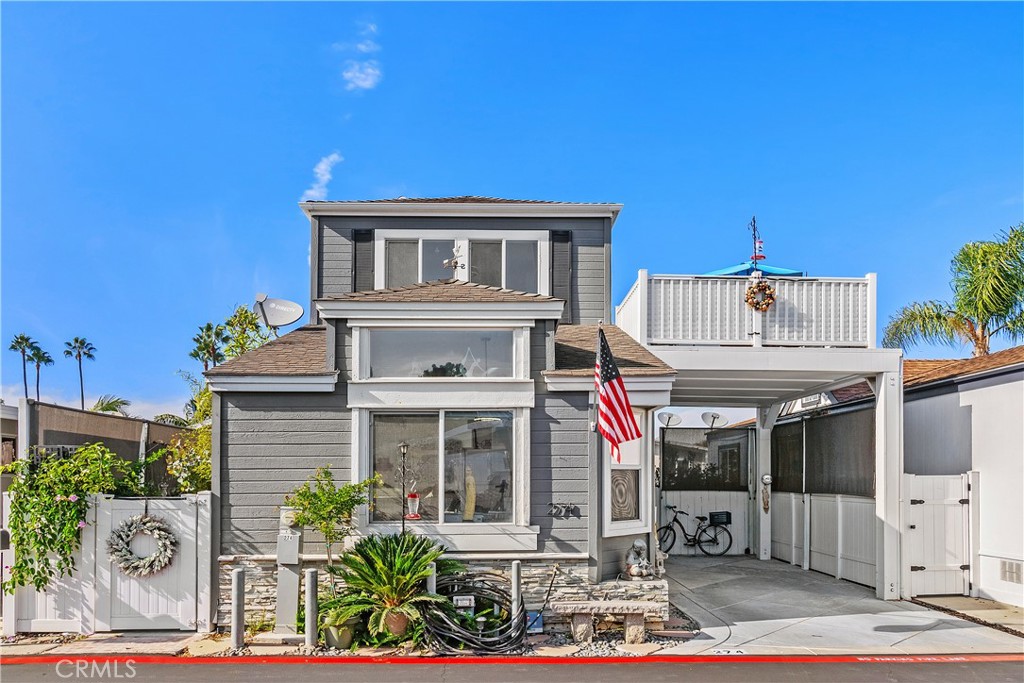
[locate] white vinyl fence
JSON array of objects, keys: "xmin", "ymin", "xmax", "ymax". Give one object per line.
[
  {"xmin": 771, "ymin": 492, "xmax": 876, "ymax": 587},
  {"xmin": 2, "ymin": 493, "xmax": 212, "ymax": 635},
  {"xmin": 660, "ymin": 490, "xmax": 748, "ymax": 556}
]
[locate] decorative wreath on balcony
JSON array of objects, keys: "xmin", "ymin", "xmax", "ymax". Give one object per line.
[
  {"xmin": 745, "ymin": 280, "xmax": 776, "ymax": 312},
  {"xmin": 107, "ymin": 514, "xmax": 178, "ymax": 578}
]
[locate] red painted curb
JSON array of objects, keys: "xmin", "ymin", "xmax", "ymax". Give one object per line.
[{"xmin": 3, "ymin": 653, "xmax": 1022, "ymax": 666}]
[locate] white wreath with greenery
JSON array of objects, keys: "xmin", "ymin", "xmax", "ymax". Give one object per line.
[{"xmin": 107, "ymin": 514, "xmax": 178, "ymax": 578}]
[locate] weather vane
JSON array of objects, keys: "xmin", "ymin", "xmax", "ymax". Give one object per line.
[
  {"xmin": 749, "ymin": 216, "xmax": 765, "ymax": 265},
  {"xmin": 442, "ymin": 246, "xmax": 466, "ymax": 278}
]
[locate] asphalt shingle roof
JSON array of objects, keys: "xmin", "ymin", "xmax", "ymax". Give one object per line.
[
  {"xmin": 546, "ymin": 324, "xmax": 675, "ymax": 378},
  {"xmin": 321, "ymin": 279, "xmax": 560, "ymax": 304},
  {"xmin": 905, "ymin": 345, "xmax": 1024, "ymax": 387},
  {"xmin": 205, "ymin": 325, "xmax": 329, "ymax": 377}
]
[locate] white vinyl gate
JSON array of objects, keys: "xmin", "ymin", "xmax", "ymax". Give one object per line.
[
  {"xmin": 904, "ymin": 474, "xmax": 970, "ymax": 597},
  {"xmin": 2, "ymin": 493, "xmax": 211, "ymax": 635}
]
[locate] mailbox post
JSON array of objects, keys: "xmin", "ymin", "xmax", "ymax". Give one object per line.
[{"xmin": 272, "ymin": 506, "xmax": 303, "ymax": 639}]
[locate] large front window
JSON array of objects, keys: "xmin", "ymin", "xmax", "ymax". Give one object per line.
[
  {"xmin": 371, "ymin": 411, "xmax": 514, "ymax": 524},
  {"xmin": 367, "ymin": 329, "xmax": 514, "ymax": 378}
]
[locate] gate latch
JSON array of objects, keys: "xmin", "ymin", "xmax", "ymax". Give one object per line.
[
  {"xmin": 909, "ymin": 499, "xmax": 925, "ymax": 505},
  {"xmin": 959, "ymin": 564, "xmax": 970, "ymax": 571},
  {"xmin": 910, "ymin": 566, "xmax": 926, "ymax": 572},
  {"xmin": 958, "ymin": 499, "xmax": 969, "ymax": 505}
]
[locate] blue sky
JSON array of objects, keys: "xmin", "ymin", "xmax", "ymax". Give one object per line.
[{"xmin": 2, "ymin": 2, "xmax": 1022, "ymax": 418}]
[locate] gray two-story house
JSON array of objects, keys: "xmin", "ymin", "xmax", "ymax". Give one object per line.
[{"xmin": 206, "ymin": 197, "xmax": 675, "ymax": 627}]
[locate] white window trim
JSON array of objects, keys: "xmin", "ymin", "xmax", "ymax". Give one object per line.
[
  {"xmin": 351, "ymin": 407, "xmax": 537, "ymax": 552},
  {"xmin": 355, "ymin": 325, "xmax": 530, "ymax": 381},
  {"xmin": 373, "ymin": 229, "xmax": 551, "ymax": 294},
  {"xmin": 207, "ymin": 373, "xmax": 338, "ymax": 393},
  {"xmin": 603, "ymin": 408, "xmax": 651, "ymax": 537}
]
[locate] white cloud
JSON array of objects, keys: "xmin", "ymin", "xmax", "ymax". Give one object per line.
[
  {"xmin": 359, "ymin": 21, "xmax": 378, "ymax": 36},
  {"xmin": 301, "ymin": 152, "xmax": 344, "ymax": 201},
  {"xmin": 342, "ymin": 60, "xmax": 382, "ymax": 91},
  {"xmin": 355, "ymin": 39, "xmax": 380, "ymax": 53}
]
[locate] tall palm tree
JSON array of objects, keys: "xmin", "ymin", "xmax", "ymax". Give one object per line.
[
  {"xmin": 883, "ymin": 225, "xmax": 1024, "ymax": 357},
  {"xmin": 27, "ymin": 346, "xmax": 54, "ymax": 402},
  {"xmin": 63, "ymin": 337, "xmax": 96, "ymax": 410},
  {"xmin": 8, "ymin": 334, "xmax": 39, "ymax": 399},
  {"xmin": 190, "ymin": 323, "xmax": 230, "ymax": 371}
]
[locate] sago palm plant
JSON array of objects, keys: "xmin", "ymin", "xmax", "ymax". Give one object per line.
[{"xmin": 325, "ymin": 533, "xmax": 459, "ymax": 638}]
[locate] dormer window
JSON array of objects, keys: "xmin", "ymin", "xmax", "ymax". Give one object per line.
[{"xmin": 375, "ymin": 230, "xmax": 550, "ymax": 294}]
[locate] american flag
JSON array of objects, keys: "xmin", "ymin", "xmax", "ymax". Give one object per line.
[{"xmin": 595, "ymin": 327, "xmax": 641, "ymax": 462}]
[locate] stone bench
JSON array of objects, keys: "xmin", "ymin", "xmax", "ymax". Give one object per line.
[{"xmin": 549, "ymin": 600, "xmax": 663, "ymax": 644}]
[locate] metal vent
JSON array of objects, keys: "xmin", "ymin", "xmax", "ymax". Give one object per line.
[{"xmin": 1000, "ymin": 560, "xmax": 1023, "ymax": 585}]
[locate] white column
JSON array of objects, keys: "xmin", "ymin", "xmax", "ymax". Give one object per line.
[
  {"xmin": 875, "ymin": 370, "xmax": 903, "ymax": 600},
  {"xmin": 756, "ymin": 404, "xmax": 782, "ymax": 560}
]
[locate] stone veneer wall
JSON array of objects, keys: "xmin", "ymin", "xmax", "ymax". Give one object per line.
[{"xmin": 217, "ymin": 556, "xmax": 668, "ymax": 631}]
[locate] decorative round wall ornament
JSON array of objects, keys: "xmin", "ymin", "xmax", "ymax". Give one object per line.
[
  {"xmin": 744, "ymin": 279, "xmax": 776, "ymax": 312},
  {"xmin": 107, "ymin": 514, "xmax": 178, "ymax": 578}
]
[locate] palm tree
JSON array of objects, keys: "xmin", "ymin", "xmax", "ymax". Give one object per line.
[
  {"xmin": 153, "ymin": 413, "xmax": 189, "ymax": 427},
  {"xmin": 27, "ymin": 346, "xmax": 54, "ymax": 402},
  {"xmin": 190, "ymin": 323, "xmax": 230, "ymax": 371},
  {"xmin": 91, "ymin": 394, "xmax": 132, "ymax": 417},
  {"xmin": 63, "ymin": 337, "xmax": 96, "ymax": 409},
  {"xmin": 9, "ymin": 334, "xmax": 39, "ymax": 399},
  {"xmin": 883, "ymin": 225, "xmax": 1024, "ymax": 357}
]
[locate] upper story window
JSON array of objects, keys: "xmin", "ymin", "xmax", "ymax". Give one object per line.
[
  {"xmin": 375, "ymin": 230, "xmax": 550, "ymax": 294},
  {"xmin": 367, "ymin": 328, "xmax": 514, "ymax": 378}
]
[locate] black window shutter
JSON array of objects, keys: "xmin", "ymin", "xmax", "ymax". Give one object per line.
[
  {"xmin": 353, "ymin": 230, "xmax": 374, "ymax": 292},
  {"xmin": 551, "ymin": 230, "xmax": 572, "ymax": 323}
]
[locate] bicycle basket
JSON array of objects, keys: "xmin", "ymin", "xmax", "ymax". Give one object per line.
[{"xmin": 709, "ymin": 511, "xmax": 731, "ymax": 526}]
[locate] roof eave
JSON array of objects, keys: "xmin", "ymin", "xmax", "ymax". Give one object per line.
[
  {"xmin": 300, "ymin": 201, "xmax": 623, "ymax": 225},
  {"xmin": 315, "ymin": 299, "xmax": 566, "ymax": 321}
]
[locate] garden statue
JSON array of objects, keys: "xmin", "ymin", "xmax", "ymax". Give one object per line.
[{"xmin": 625, "ymin": 538, "xmax": 654, "ymax": 579}]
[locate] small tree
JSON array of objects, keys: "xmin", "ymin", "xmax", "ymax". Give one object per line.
[
  {"xmin": 190, "ymin": 322, "xmax": 230, "ymax": 371},
  {"xmin": 224, "ymin": 306, "xmax": 270, "ymax": 359},
  {"xmin": 284, "ymin": 467, "xmax": 380, "ymax": 593}
]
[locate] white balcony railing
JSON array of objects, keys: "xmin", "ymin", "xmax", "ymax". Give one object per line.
[{"xmin": 615, "ymin": 270, "xmax": 876, "ymax": 348}]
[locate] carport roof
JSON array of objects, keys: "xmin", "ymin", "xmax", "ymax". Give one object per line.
[{"xmin": 650, "ymin": 345, "xmax": 902, "ymax": 408}]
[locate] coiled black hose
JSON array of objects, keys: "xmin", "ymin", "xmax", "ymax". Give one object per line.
[{"xmin": 421, "ymin": 573, "xmax": 527, "ymax": 655}]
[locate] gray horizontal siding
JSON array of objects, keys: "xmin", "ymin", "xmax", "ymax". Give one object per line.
[
  {"xmin": 532, "ymin": 393, "xmax": 591, "ymax": 554},
  {"xmin": 317, "ymin": 218, "xmax": 354, "ymax": 299},
  {"xmin": 220, "ymin": 390, "xmax": 351, "ymax": 555}
]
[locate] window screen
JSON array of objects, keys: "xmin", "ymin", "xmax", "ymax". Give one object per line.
[
  {"xmin": 422, "ymin": 240, "xmax": 455, "ymax": 281},
  {"xmin": 470, "ymin": 241, "xmax": 502, "ymax": 287},
  {"xmin": 505, "ymin": 241, "xmax": 538, "ymax": 292},
  {"xmin": 385, "ymin": 241, "xmax": 418, "ymax": 289}
]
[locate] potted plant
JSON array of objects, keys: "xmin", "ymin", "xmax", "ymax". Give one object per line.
[
  {"xmin": 284, "ymin": 467, "xmax": 380, "ymax": 595},
  {"xmin": 320, "ymin": 603, "xmax": 360, "ymax": 650},
  {"xmin": 326, "ymin": 533, "xmax": 461, "ymax": 638}
]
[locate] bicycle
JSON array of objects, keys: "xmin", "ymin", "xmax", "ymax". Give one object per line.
[{"xmin": 656, "ymin": 503, "xmax": 733, "ymax": 556}]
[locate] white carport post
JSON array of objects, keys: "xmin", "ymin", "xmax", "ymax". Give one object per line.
[
  {"xmin": 756, "ymin": 403, "xmax": 783, "ymax": 560},
  {"xmin": 875, "ymin": 370, "xmax": 903, "ymax": 600}
]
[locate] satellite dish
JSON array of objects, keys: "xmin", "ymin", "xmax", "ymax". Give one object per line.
[
  {"xmin": 701, "ymin": 411, "xmax": 727, "ymax": 429},
  {"xmin": 253, "ymin": 293, "xmax": 304, "ymax": 332},
  {"xmin": 657, "ymin": 412, "xmax": 682, "ymax": 428}
]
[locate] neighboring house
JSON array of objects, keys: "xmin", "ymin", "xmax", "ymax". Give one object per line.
[
  {"xmin": 206, "ymin": 197, "xmax": 677, "ymax": 626},
  {"xmin": 772, "ymin": 347, "xmax": 1024, "ymax": 608}
]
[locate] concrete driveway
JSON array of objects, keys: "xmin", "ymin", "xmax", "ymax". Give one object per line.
[{"xmin": 659, "ymin": 555, "xmax": 1024, "ymax": 655}]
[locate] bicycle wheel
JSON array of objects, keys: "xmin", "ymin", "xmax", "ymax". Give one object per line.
[
  {"xmin": 696, "ymin": 525, "xmax": 733, "ymax": 556},
  {"xmin": 657, "ymin": 524, "xmax": 676, "ymax": 554}
]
